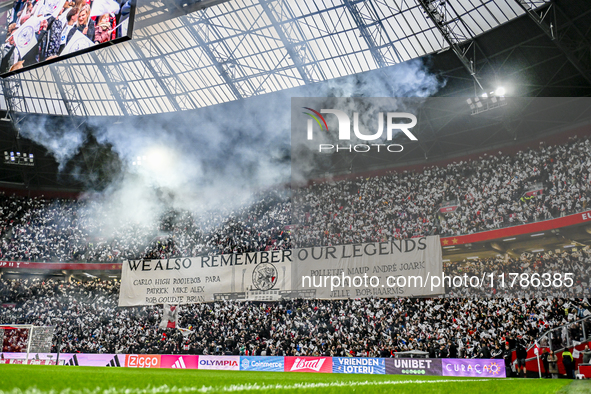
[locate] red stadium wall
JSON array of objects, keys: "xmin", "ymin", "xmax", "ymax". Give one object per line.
[
  {"xmin": 0, "ymin": 184, "xmax": 80, "ymax": 199},
  {"xmin": 441, "ymin": 210, "xmax": 591, "ymax": 246},
  {"xmin": 523, "ymin": 341, "xmax": 591, "ymax": 377},
  {"xmin": 0, "ymin": 261, "xmax": 121, "ymax": 270}
]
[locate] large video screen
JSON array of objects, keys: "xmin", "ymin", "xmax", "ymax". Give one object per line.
[{"xmin": 0, "ymin": 0, "xmax": 135, "ymax": 76}]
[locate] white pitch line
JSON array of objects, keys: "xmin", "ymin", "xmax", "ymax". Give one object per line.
[{"xmin": 0, "ymin": 379, "xmax": 495, "ymax": 394}]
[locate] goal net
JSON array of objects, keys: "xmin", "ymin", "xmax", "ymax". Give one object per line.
[{"xmin": 0, "ymin": 325, "xmax": 54, "ymax": 364}]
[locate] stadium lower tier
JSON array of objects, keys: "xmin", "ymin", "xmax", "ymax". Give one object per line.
[{"xmin": 0, "ymin": 353, "xmax": 507, "ymax": 377}]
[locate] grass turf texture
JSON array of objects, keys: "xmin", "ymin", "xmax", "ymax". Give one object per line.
[{"xmin": 0, "ymin": 365, "xmax": 589, "ymax": 394}]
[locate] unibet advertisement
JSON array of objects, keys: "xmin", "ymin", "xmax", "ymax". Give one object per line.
[{"xmin": 385, "ymin": 358, "xmax": 442, "ymax": 376}]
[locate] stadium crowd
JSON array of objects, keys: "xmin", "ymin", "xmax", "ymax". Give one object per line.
[
  {"xmin": 1, "ymin": 275, "xmax": 589, "ymax": 358},
  {"xmin": 0, "ymin": 137, "xmax": 588, "ymax": 263},
  {"xmin": 0, "ymin": 190, "xmax": 291, "ymax": 262},
  {"xmin": 445, "ymin": 248, "xmax": 591, "ymax": 298},
  {"xmin": 294, "ymin": 136, "xmax": 591, "ymax": 247}
]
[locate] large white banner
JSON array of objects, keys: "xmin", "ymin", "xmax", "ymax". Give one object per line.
[
  {"xmin": 118, "ymin": 236, "xmax": 442, "ymax": 306},
  {"xmin": 294, "ymin": 236, "xmax": 443, "ymax": 298},
  {"xmin": 119, "ymin": 250, "xmax": 293, "ymax": 306}
]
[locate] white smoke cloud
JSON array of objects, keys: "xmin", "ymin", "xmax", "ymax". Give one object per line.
[
  {"xmin": 18, "ymin": 116, "xmax": 86, "ymax": 170},
  {"xmin": 14, "ymin": 59, "xmax": 443, "ymax": 250}
]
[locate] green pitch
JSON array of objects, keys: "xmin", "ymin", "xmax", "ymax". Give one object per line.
[{"xmin": 0, "ymin": 365, "xmax": 589, "ymax": 393}]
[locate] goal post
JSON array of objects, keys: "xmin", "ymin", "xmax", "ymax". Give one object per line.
[{"xmin": 0, "ymin": 324, "xmax": 55, "ymax": 364}]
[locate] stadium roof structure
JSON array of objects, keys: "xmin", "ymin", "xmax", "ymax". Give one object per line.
[
  {"xmin": 0, "ymin": 0, "xmax": 590, "ymax": 191},
  {"xmin": 0, "ymin": 0, "xmax": 555, "ymax": 118}
]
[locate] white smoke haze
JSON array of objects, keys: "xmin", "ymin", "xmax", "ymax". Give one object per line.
[
  {"xmin": 309, "ymin": 61, "xmax": 443, "ymax": 146},
  {"xmin": 13, "ymin": 59, "xmax": 443, "ymax": 255},
  {"xmin": 292, "ymin": 60, "xmax": 444, "ymax": 184},
  {"xmin": 18, "ymin": 116, "xmax": 87, "ymax": 170},
  {"xmin": 320, "ymin": 60, "xmax": 442, "ymax": 98},
  {"xmin": 80, "ymin": 174, "xmax": 164, "ymax": 230}
]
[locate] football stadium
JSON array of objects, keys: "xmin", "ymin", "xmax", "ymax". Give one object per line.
[{"xmin": 1, "ymin": 0, "xmax": 591, "ymax": 393}]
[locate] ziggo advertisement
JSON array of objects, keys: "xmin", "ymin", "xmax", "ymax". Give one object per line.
[{"xmin": 0, "ymin": 353, "xmax": 506, "ymax": 377}]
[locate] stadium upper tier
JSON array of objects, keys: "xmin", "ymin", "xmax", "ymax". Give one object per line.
[
  {"xmin": 0, "ymin": 0, "xmax": 538, "ymax": 116},
  {"xmin": 0, "ymin": 135, "xmax": 588, "ymax": 263}
]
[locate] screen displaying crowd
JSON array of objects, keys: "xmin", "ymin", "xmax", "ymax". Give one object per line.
[
  {"xmin": 0, "ymin": 277, "xmax": 589, "ymax": 360},
  {"xmin": 0, "ymin": 136, "xmax": 588, "ymax": 263},
  {"xmin": 0, "ymin": 0, "xmax": 134, "ymax": 75}
]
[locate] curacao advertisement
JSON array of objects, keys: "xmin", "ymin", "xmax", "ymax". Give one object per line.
[{"xmin": 441, "ymin": 358, "xmax": 506, "ymax": 378}]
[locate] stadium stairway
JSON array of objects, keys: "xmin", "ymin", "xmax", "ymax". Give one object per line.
[{"xmin": 520, "ymin": 315, "xmax": 591, "ymax": 378}]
